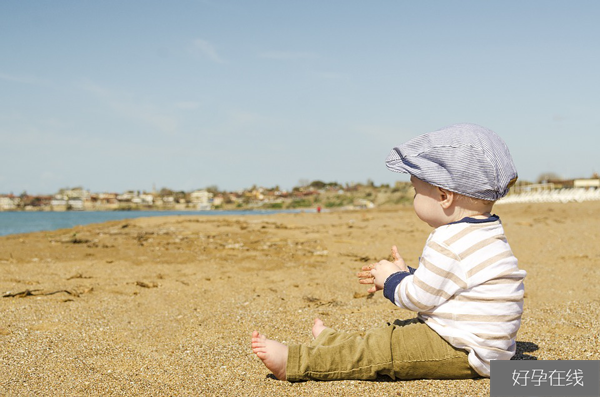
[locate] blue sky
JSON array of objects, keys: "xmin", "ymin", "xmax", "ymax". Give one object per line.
[{"xmin": 1, "ymin": 1, "xmax": 599, "ymax": 195}]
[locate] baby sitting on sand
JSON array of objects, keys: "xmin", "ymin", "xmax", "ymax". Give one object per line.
[{"xmin": 252, "ymin": 123, "xmax": 526, "ymax": 381}]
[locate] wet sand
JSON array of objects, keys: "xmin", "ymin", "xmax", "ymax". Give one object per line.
[{"xmin": 1, "ymin": 202, "xmax": 599, "ymax": 396}]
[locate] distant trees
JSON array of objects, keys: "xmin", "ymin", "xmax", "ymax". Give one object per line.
[
  {"xmin": 537, "ymin": 172, "xmax": 561, "ymax": 184},
  {"xmin": 205, "ymin": 185, "xmax": 219, "ymax": 194},
  {"xmin": 309, "ymin": 180, "xmax": 326, "ymax": 189},
  {"xmin": 309, "ymin": 180, "xmax": 342, "ymax": 189},
  {"xmin": 159, "ymin": 188, "xmax": 174, "ymax": 196}
]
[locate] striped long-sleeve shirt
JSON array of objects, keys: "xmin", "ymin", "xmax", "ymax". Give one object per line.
[{"xmin": 385, "ymin": 215, "xmax": 526, "ymax": 377}]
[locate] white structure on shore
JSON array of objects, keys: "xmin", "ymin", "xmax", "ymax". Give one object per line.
[
  {"xmin": 0, "ymin": 196, "xmax": 18, "ymax": 211},
  {"xmin": 191, "ymin": 190, "xmax": 213, "ymax": 210},
  {"xmin": 574, "ymin": 179, "xmax": 600, "ymax": 188},
  {"xmin": 498, "ymin": 188, "xmax": 600, "ymax": 204}
]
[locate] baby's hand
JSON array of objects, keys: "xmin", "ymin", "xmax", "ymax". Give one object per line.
[
  {"xmin": 358, "ymin": 261, "xmax": 401, "ymax": 293},
  {"xmin": 371, "ymin": 260, "xmax": 404, "ymax": 292},
  {"xmin": 357, "ymin": 264, "xmax": 377, "ymax": 293},
  {"xmin": 390, "ymin": 245, "xmax": 409, "ymax": 272},
  {"xmin": 357, "ymin": 246, "xmax": 409, "ymax": 293}
]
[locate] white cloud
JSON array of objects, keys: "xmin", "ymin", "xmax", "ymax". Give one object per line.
[
  {"xmin": 78, "ymin": 80, "xmax": 112, "ymax": 98},
  {"xmin": 191, "ymin": 38, "xmax": 226, "ymax": 63},
  {"xmin": 312, "ymin": 71, "xmax": 351, "ymax": 80},
  {"xmin": 0, "ymin": 72, "xmax": 37, "ymax": 84},
  {"xmin": 259, "ymin": 51, "xmax": 317, "ymax": 60},
  {"xmin": 78, "ymin": 80, "xmax": 179, "ymax": 135},
  {"xmin": 175, "ymin": 101, "xmax": 202, "ymax": 110},
  {"xmin": 553, "ymin": 114, "xmax": 568, "ymax": 122},
  {"xmin": 228, "ymin": 110, "xmax": 269, "ymax": 125},
  {"xmin": 0, "ymin": 71, "xmax": 52, "ymax": 86}
]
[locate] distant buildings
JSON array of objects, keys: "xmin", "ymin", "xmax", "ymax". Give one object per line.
[
  {"xmin": 498, "ymin": 176, "xmax": 600, "ymax": 204},
  {"xmin": 1, "ymin": 175, "xmax": 599, "ymax": 212},
  {"xmin": 0, "ymin": 187, "xmax": 220, "ymax": 212},
  {"xmin": 50, "ymin": 187, "xmax": 89, "ymax": 211},
  {"xmin": 190, "ymin": 190, "xmax": 213, "ymax": 210},
  {"xmin": 0, "ymin": 195, "xmax": 18, "ymax": 211},
  {"xmin": 574, "ymin": 178, "xmax": 600, "ymax": 188}
]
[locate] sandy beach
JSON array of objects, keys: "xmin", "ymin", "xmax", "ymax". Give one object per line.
[{"xmin": 1, "ymin": 202, "xmax": 599, "ymax": 396}]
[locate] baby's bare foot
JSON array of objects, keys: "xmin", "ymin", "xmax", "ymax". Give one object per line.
[
  {"xmin": 251, "ymin": 331, "xmax": 288, "ymax": 381},
  {"xmin": 312, "ymin": 318, "xmax": 326, "ymax": 339}
]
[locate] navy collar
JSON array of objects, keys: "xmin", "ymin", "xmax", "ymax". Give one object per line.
[{"xmin": 448, "ymin": 214, "xmax": 499, "ymax": 225}]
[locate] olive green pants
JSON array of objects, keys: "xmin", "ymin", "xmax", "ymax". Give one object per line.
[{"xmin": 286, "ymin": 318, "xmax": 479, "ymax": 381}]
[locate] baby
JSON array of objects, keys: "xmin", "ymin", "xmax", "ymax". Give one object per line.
[{"xmin": 252, "ymin": 123, "xmax": 526, "ymax": 381}]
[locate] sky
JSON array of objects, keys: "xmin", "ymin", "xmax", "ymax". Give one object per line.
[{"xmin": 1, "ymin": 1, "xmax": 599, "ymax": 195}]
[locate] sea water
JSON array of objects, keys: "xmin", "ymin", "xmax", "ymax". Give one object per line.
[{"xmin": 0, "ymin": 209, "xmax": 304, "ymax": 237}]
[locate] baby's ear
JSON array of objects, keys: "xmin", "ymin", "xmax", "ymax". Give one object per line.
[{"xmin": 437, "ymin": 187, "xmax": 454, "ymax": 209}]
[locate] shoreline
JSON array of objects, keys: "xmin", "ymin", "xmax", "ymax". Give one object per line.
[{"xmin": 0, "ymin": 208, "xmax": 316, "ymax": 237}]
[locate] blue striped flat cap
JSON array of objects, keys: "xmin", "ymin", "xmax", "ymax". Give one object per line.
[{"xmin": 385, "ymin": 123, "xmax": 518, "ymax": 201}]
